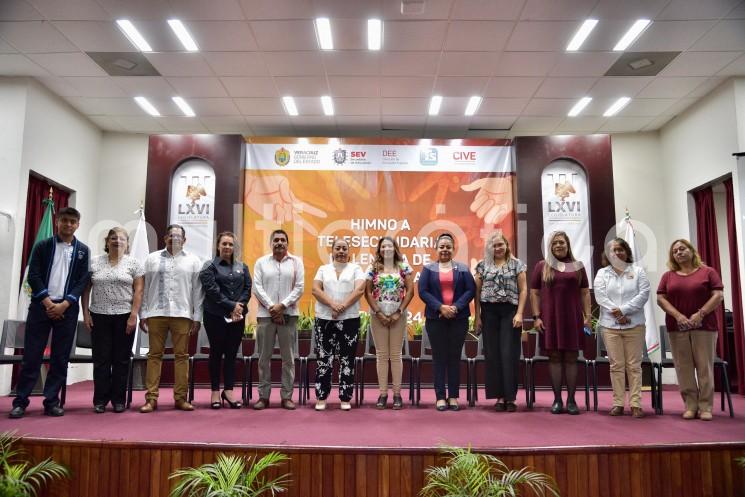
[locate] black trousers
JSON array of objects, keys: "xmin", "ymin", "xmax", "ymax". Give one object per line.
[
  {"xmin": 13, "ymin": 300, "xmax": 78, "ymax": 409},
  {"xmin": 426, "ymin": 317, "xmax": 467, "ymax": 400},
  {"xmin": 203, "ymin": 312, "xmax": 244, "ymax": 391},
  {"xmin": 480, "ymin": 302, "xmax": 522, "ymax": 402},
  {"xmin": 90, "ymin": 312, "xmax": 135, "ymax": 406},
  {"xmin": 314, "ymin": 317, "xmax": 360, "ymax": 402}
]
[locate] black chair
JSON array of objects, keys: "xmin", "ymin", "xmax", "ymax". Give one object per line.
[
  {"xmin": 591, "ymin": 329, "xmax": 658, "ymax": 413},
  {"xmin": 353, "ymin": 327, "xmax": 415, "ymax": 406},
  {"xmin": 61, "ymin": 321, "xmax": 98, "ymax": 407},
  {"xmin": 1, "ymin": 319, "xmax": 71, "ymax": 401},
  {"xmin": 246, "ymin": 331, "xmax": 303, "ymax": 404},
  {"xmin": 127, "ymin": 328, "xmax": 180, "ymax": 407},
  {"xmin": 525, "ymin": 331, "xmax": 591, "ymax": 411},
  {"xmin": 468, "ymin": 333, "xmax": 530, "ymax": 408},
  {"xmin": 415, "ymin": 325, "xmax": 471, "ymax": 406},
  {"xmin": 187, "ymin": 324, "xmax": 248, "ymax": 405},
  {"xmin": 656, "ymin": 325, "xmax": 733, "ymax": 417}
]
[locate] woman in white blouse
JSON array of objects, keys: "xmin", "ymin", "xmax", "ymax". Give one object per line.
[
  {"xmin": 311, "ymin": 238, "xmax": 366, "ymax": 411},
  {"xmin": 82, "ymin": 227, "xmax": 144, "ymax": 413},
  {"xmin": 593, "ymin": 237, "xmax": 650, "ymax": 418}
]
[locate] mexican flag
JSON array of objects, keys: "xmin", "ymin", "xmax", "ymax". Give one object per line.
[{"xmin": 16, "ymin": 197, "xmax": 55, "ymax": 320}]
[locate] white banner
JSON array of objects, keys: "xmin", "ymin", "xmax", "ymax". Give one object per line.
[
  {"xmin": 541, "ymin": 159, "xmax": 593, "ymax": 286},
  {"xmin": 246, "ymin": 143, "xmax": 513, "ymax": 173},
  {"xmin": 169, "ymin": 159, "xmax": 216, "ymax": 263}
]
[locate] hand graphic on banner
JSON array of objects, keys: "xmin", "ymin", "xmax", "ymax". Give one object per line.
[
  {"xmin": 461, "ymin": 177, "xmax": 513, "ymax": 225},
  {"xmin": 245, "ymin": 175, "xmax": 327, "ymax": 236}
]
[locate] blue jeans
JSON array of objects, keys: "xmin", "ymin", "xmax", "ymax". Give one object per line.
[{"xmin": 13, "ymin": 300, "xmax": 78, "ymax": 409}]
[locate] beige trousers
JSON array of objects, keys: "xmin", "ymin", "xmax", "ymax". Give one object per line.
[
  {"xmin": 370, "ymin": 314, "xmax": 406, "ymax": 395},
  {"xmin": 602, "ymin": 326, "xmax": 645, "ymax": 408},
  {"xmin": 668, "ymin": 329, "xmax": 717, "ymax": 414},
  {"xmin": 145, "ymin": 317, "xmax": 191, "ymax": 403}
]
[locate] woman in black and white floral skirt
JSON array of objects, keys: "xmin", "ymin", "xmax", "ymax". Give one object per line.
[{"xmin": 312, "ymin": 239, "xmax": 366, "ymax": 411}]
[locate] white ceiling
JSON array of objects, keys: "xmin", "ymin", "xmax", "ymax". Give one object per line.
[{"xmin": 0, "ymin": 0, "xmax": 744, "ymax": 137}]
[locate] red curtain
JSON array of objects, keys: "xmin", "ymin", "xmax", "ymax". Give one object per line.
[
  {"xmin": 692, "ymin": 187, "xmax": 727, "ymax": 359},
  {"xmin": 724, "ymin": 178, "xmax": 745, "ymax": 394},
  {"xmin": 20, "ymin": 174, "xmax": 70, "ymax": 285}
]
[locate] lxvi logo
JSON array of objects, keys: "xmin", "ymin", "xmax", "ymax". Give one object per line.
[{"xmin": 179, "ymin": 203, "xmax": 210, "ymax": 215}]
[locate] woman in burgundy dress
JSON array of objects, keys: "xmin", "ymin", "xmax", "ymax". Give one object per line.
[
  {"xmin": 529, "ymin": 231, "xmax": 591, "ymax": 415},
  {"xmin": 657, "ymin": 239, "xmax": 724, "ymax": 421}
]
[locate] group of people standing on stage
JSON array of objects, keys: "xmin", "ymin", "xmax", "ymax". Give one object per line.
[{"xmin": 8, "ymin": 211, "xmax": 725, "ymax": 423}]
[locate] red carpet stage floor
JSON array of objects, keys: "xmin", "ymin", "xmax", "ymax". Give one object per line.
[{"xmin": 1, "ymin": 381, "xmax": 743, "ymax": 450}]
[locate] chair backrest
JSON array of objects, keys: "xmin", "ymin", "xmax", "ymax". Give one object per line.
[
  {"xmin": 195, "ymin": 324, "xmax": 210, "ymax": 354},
  {"xmin": 596, "ymin": 330, "xmax": 608, "ymax": 359},
  {"xmin": 659, "ymin": 325, "xmax": 670, "ymax": 355},
  {"xmin": 75, "ymin": 321, "xmax": 93, "ymax": 349},
  {"xmin": 0, "ymin": 320, "xmax": 26, "ymax": 350},
  {"xmin": 364, "ymin": 326, "xmax": 376, "ymax": 356}
]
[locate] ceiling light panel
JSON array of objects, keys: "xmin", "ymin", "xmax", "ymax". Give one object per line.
[
  {"xmin": 464, "ymin": 96, "xmax": 482, "ymax": 116},
  {"xmin": 321, "ymin": 95, "xmax": 334, "ymax": 115},
  {"xmin": 134, "ymin": 96, "xmax": 160, "ymax": 116},
  {"xmin": 116, "ymin": 20, "xmax": 153, "ymax": 52},
  {"xmin": 566, "ymin": 19, "xmax": 598, "ymax": 52},
  {"xmin": 614, "ymin": 20, "xmax": 652, "ymax": 51},
  {"xmin": 282, "ymin": 96, "xmax": 299, "ymax": 116},
  {"xmin": 172, "ymin": 96, "xmax": 196, "ymax": 117},
  {"xmin": 603, "ymin": 97, "xmax": 631, "ymax": 116},
  {"xmin": 167, "ymin": 20, "xmax": 199, "ymax": 52},
  {"xmin": 315, "ymin": 18, "xmax": 333, "ymax": 50},
  {"xmin": 368, "ymin": 19, "xmax": 382, "ymax": 50},
  {"xmin": 567, "ymin": 96, "xmax": 592, "ymax": 116},
  {"xmin": 428, "ymin": 95, "xmax": 442, "ymax": 116}
]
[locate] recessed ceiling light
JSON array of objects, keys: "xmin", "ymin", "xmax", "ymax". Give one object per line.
[
  {"xmin": 568, "ymin": 97, "xmax": 592, "ymax": 117},
  {"xmin": 628, "ymin": 57, "xmax": 653, "ymax": 70},
  {"xmin": 464, "ymin": 96, "xmax": 482, "ymax": 116},
  {"xmin": 566, "ymin": 19, "xmax": 598, "ymax": 52},
  {"xmin": 603, "ymin": 97, "xmax": 631, "ymax": 117},
  {"xmin": 321, "ymin": 95, "xmax": 334, "ymax": 116},
  {"xmin": 134, "ymin": 96, "xmax": 160, "ymax": 116},
  {"xmin": 167, "ymin": 20, "xmax": 199, "ymax": 52},
  {"xmin": 116, "ymin": 20, "xmax": 153, "ymax": 52},
  {"xmin": 613, "ymin": 20, "xmax": 651, "ymax": 51},
  {"xmin": 282, "ymin": 96, "xmax": 299, "ymax": 116},
  {"xmin": 368, "ymin": 19, "xmax": 382, "ymax": 50},
  {"xmin": 428, "ymin": 95, "xmax": 442, "ymax": 116},
  {"xmin": 315, "ymin": 18, "xmax": 333, "ymax": 50},
  {"xmin": 172, "ymin": 96, "xmax": 195, "ymax": 117}
]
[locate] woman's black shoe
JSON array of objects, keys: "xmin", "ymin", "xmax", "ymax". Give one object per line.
[
  {"xmin": 113, "ymin": 404, "xmax": 126, "ymax": 413},
  {"xmin": 550, "ymin": 400, "xmax": 564, "ymax": 414},
  {"xmin": 566, "ymin": 400, "xmax": 580, "ymax": 415},
  {"xmin": 93, "ymin": 404, "xmax": 105, "ymax": 414},
  {"xmin": 392, "ymin": 395, "xmax": 403, "ymax": 410},
  {"xmin": 494, "ymin": 401, "xmax": 506, "ymax": 412},
  {"xmin": 505, "ymin": 402, "xmax": 517, "ymax": 412},
  {"xmin": 221, "ymin": 391, "xmax": 242, "ymax": 409},
  {"xmin": 376, "ymin": 395, "xmax": 388, "ymax": 409},
  {"xmin": 436, "ymin": 400, "xmax": 447, "ymax": 411}
]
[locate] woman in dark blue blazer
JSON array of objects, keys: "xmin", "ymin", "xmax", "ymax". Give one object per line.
[{"xmin": 418, "ymin": 233, "xmax": 476, "ymax": 411}]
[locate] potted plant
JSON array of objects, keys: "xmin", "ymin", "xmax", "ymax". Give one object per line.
[
  {"xmin": 297, "ymin": 306, "xmax": 314, "ymax": 338},
  {"xmin": 408, "ymin": 317, "xmax": 424, "ymax": 341},
  {"xmin": 358, "ymin": 311, "xmax": 370, "ymax": 341},
  {"xmin": 169, "ymin": 451, "xmax": 290, "ymax": 497},
  {"xmin": 421, "ymin": 446, "xmax": 559, "ymax": 497},
  {"xmin": 0, "ymin": 431, "xmax": 70, "ymax": 497}
]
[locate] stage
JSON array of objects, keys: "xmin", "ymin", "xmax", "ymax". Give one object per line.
[{"xmin": 1, "ymin": 382, "xmax": 744, "ymax": 497}]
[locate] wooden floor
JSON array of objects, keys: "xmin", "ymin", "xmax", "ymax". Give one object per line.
[{"xmin": 19, "ymin": 438, "xmax": 745, "ymax": 497}]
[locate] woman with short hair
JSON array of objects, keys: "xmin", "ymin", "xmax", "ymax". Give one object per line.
[
  {"xmin": 418, "ymin": 233, "xmax": 476, "ymax": 411},
  {"xmin": 82, "ymin": 227, "xmax": 144, "ymax": 413},
  {"xmin": 594, "ymin": 237, "xmax": 650, "ymax": 418}
]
